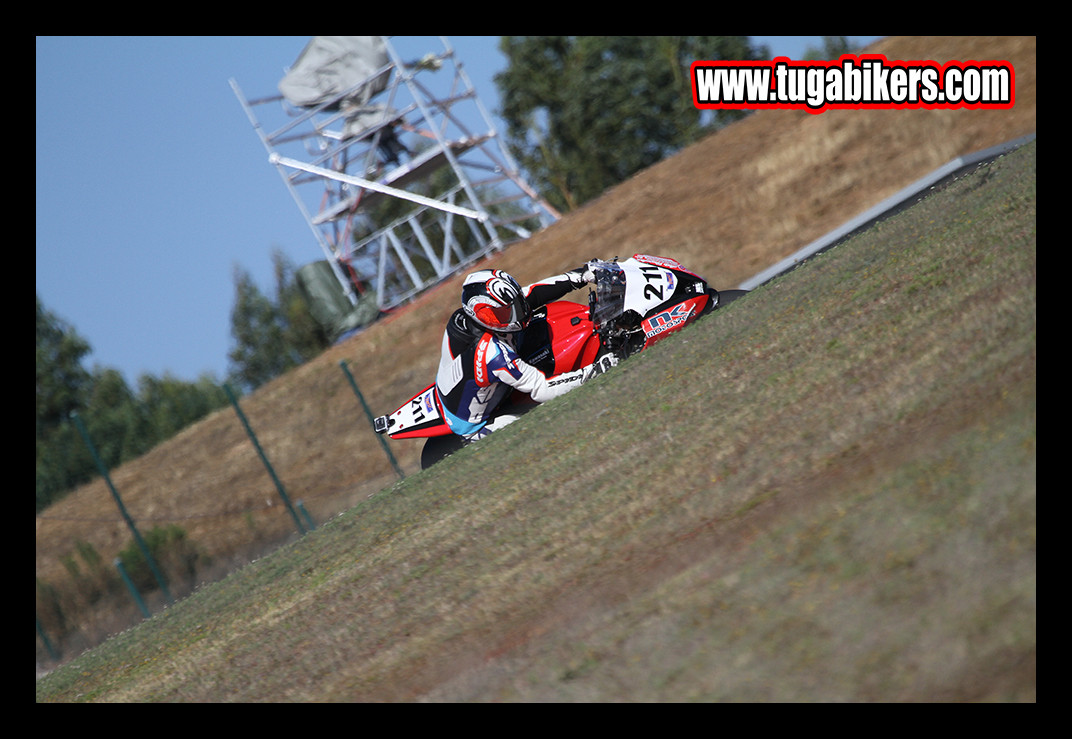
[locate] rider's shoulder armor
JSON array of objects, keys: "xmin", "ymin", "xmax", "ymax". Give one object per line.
[{"xmin": 447, "ymin": 309, "xmax": 485, "ymax": 346}]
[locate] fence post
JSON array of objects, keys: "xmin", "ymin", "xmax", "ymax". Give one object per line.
[
  {"xmin": 297, "ymin": 500, "xmax": 317, "ymax": 532},
  {"xmin": 339, "ymin": 360, "xmax": 405, "ymax": 480},
  {"xmin": 114, "ymin": 558, "xmax": 152, "ymax": 619},
  {"xmin": 71, "ymin": 412, "xmax": 174, "ymax": 605},
  {"xmin": 223, "ymin": 384, "xmax": 307, "ymax": 535},
  {"xmin": 37, "ymin": 618, "xmax": 59, "ymax": 662}
]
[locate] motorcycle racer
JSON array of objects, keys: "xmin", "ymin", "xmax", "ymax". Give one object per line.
[{"xmin": 435, "ymin": 265, "xmax": 617, "ymax": 440}]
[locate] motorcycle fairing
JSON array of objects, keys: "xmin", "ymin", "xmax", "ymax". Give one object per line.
[
  {"xmin": 639, "ymin": 293, "xmax": 712, "ymax": 349},
  {"xmin": 381, "ymin": 383, "xmax": 453, "ymax": 439},
  {"xmin": 542, "ymin": 301, "xmax": 600, "ymax": 372},
  {"xmin": 631, "ymin": 253, "xmax": 703, "ymax": 280},
  {"xmin": 622, "ymin": 262, "xmax": 677, "ymax": 318}
]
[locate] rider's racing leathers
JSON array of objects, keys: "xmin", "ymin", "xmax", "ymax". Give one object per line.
[{"xmin": 434, "ymin": 270, "xmax": 607, "ymax": 439}]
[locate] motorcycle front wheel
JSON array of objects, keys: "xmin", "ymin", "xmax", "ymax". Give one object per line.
[{"xmin": 716, "ymin": 289, "xmax": 749, "ymax": 307}]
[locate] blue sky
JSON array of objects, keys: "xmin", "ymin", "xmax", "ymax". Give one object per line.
[{"xmin": 36, "ymin": 36, "xmax": 882, "ymax": 386}]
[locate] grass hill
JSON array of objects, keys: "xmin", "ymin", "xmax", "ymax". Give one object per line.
[
  {"xmin": 36, "ymin": 137, "xmax": 1036, "ymax": 701},
  {"xmin": 36, "ymin": 37, "xmax": 1036, "ymax": 699}
]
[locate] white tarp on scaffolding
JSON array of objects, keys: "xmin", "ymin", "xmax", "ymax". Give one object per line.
[
  {"xmin": 233, "ymin": 36, "xmax": 559, "ymax": 311},
  {"xmin": 278, "ymin": 36, "xmax": 390, "ymax": 109}
]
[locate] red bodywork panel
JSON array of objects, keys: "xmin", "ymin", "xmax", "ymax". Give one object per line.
[
  {"xmin": 638, "ymin": 293, "xmax": 711, "ymax": 351},
  {"xmin": 543, "ymin": 301, "xmax": 600, "ymax": 372}
]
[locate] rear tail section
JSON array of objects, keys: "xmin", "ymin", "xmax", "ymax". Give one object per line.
[{"xmin": 375, "ymin": 384, "xmax": 453, "ymax": 439}]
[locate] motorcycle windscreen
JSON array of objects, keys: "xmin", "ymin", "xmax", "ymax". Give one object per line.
[{"xmin": 590, "ymin": 262, "xmax": 627, "ymax": 329}]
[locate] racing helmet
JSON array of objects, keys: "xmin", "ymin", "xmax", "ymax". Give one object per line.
[{"xmin": 461, "ymin": 269, "xmax": 532, "ymax": 333}]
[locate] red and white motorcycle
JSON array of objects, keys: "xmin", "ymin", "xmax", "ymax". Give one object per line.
[{"xmin": 374, "ymin": 255, "xmax": 747, "ymax": 467}]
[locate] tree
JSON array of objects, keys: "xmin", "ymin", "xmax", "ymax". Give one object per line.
[
  {"xmin": 495, "ymin": 36, "xmax": 769, "ymax": 213},
  {"xmin": 802, "ymin": 36, "xmax": 856, "ymax": 60},
  {"xmin": 136, "ymin": 372, "xmax": 228, "ymax": 441},
  {"xmin": 227, "ymin": 249, "xmax": 331, "ymax": 392},
  {"xmin": 37, "ymin": 296, "xmax": 94, "ymax": 510},
  {"xmin": 82, "ymin": 366, "xmax": 143, "ymax": 466},
  {"xmin": 36, "ymin": 295, "xmax": 91, "ymax": 434},
  {"xmin": 273, "ymin": 253, "xmax": 331, "ymax": 361},
  {"xmin": 228, "ymin": 263, "xmax": 290, "ymax": 392},
  {"xmin": 36, "ymin": 294, "xmax": 231, "ymax": 512}
]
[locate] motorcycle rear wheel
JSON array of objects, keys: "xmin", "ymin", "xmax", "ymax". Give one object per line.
[{"xmin": 421, "ymin": 434, "xmax": 466, "ymax": 469}]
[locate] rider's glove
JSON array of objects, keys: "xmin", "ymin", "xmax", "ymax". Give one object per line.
[
  {"xmin": 584, "ymin": 352, "xmax": 619, "ymax": 381},
  {"xmin": 566, "ymin": 260, "xmax": 600, "ymax": 288}
]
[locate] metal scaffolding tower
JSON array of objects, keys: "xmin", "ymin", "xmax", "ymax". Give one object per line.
[{"xmin": 231, "ymin": 36, "xmax": 559, "ymax": 315}]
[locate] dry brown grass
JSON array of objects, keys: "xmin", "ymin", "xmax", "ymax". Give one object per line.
[
  {"xmin": 36, "ymin": 36, "xmax": 1036, "ymax": 671},
  {"xmin": 36, "ymin": 138, "xmax": 1036, "ymax": 700}
]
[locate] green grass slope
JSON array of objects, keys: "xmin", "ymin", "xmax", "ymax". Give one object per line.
[{"xmin": 37, "ymin": 142, "xmax": 1035, "ymax": 702}]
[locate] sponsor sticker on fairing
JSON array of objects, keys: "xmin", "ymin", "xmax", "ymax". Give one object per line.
[
  {"xmin": 474, "ymin": 335, "xmax": 491, "ymax": 386},
  {"xmin": 643, "ymin": 302, "xmax": 695, "ymax": 339},
  {"xmin": 690, "ymin": 54, "xmax": 1014, "ymax": 114},
  {"xmin": 633, "ymin": 254, "xmax": 685, "ymax": 270}
]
